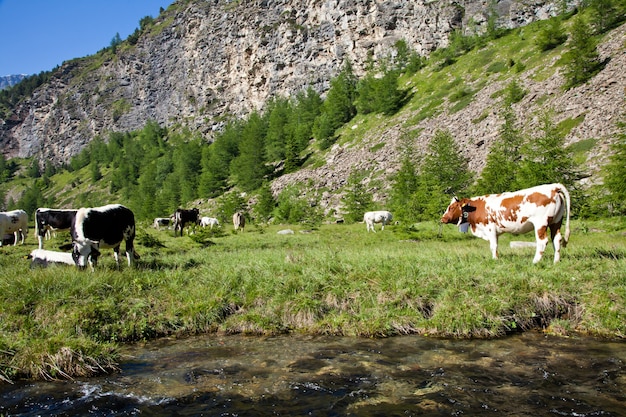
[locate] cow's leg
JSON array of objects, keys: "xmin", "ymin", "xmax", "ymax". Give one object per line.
[
  {"xmin": 38, "ymin": 234, "xmax": 45, "ymax": 250},
  {"xmin": 549, "ymin": 223, "xmax": 563, "ymax": 263},
  {"xmin": 489, "ymin": 235, "xmax": 499, "ymax": 259},
  {"xmin": 533, "ymin": 225, "xmax": 550, "ymax": 264},
  {"xmin": 13, "ymin": 231, "xmax": 20, "ymax": 246},
  {"xmin": 125, "ymin": 248, "xmax": 133, "ymax": 267},
  {"xmin": 113, "ymin": 245, "xmax": 121, "ymax": 267}
]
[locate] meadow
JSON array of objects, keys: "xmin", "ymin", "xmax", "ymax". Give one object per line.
[{"xmin": 1, "ymin": 217, "xmax": 625, "ymax": 383}]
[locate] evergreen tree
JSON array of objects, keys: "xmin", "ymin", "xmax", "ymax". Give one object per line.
[
  {"xmin": 422, "ymin": 129, "xmax": 473, "ymax": 196},
  {"xmin": 389, "ymin": 138, "xmax": 421, "ymax": 223},
  {"xmin": 230, "ymin": 112, "xmax": 268, "ymax": 192},
  {"xmin": 517, "ymin": 113, "xmax": 578, "ymax": 188},
  {"xmin": 604, "ymin": 120, "xmax": 626, "ymax": 213},
  {"xmin": 254, "ymin": 182, "xmax": 277, "ymax": 223},
  {"xmin": 287, "ymin": 86, "xmax": 322, "ymax": 155},
  {"xmin": 198, "ymin": 122, "xmax": 241, "ymax": 197},
  {"xmin": 172, "ymin": 137, "xmax": 202, "ymax": 204},
  {"xmin": 587, "ymin": 0, "xmax": 625, "ymax": 35},
  {"xmin": 264, "ymin": 97, "xmax": 291, "ymax": 162},
  {"xmin": 89, "ymin": 160, "xmax": 103, "ymax": 183},
  {"xmin": 313, "ymin": 60, "xmax": 357, "ymax": 145},
  {"xmin": 535, "ymin": 16, "xmax": 568, "ymax": 51},
  {"xmin": 110, "ymin": 32, "xmax": 122, "ymax": 53},
  {"xmin": 342, "ymin": 171, "xmax": 374, "ymax": 223},
  {"xmin": 418, "ymin": 129, "xmax": 473, "ymax": 219},
  {"xmin": 503, "ymin": 79, "xmax": 527, "ymax": 106},
  {"xmin": 563, "ymin": 16, "xmax": 603, "ymax": 89},
  {"xmin": 474, "ymin": 106, "xmax": 524, "ymax": 194},
  {"xmin": 0, "ymin": 154, "xmax": 9, "ymax": 183}
]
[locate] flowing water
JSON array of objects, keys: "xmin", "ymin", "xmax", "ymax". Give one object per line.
[{"xmin": 1, "ymin": 332, "xmax": 624, "ymax": 416}]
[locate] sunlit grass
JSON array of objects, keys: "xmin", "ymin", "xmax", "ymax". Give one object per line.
[{"xmin": 1, "ymin": 218, "xmax": 625, "ymax": 382}]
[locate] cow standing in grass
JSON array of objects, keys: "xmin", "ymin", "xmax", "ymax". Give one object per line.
[
  {"xmin": 233, "ymin": 212, "xmax": 245, "ymax": 232},
  {"xmin": 35, "ymin": 208, "xmax": 77, "ymax": 249},
  {"xmin": 200, "ymin": 216, "xmax": 220, "ymax": 229},
  {"xmin": 0, "ymin": 209, "xmax": 28, "ymax": 246},
  {"xmin": 364, "ymin": 211, "xmax": 393, "ymax": 233},
  {"xmin": 173, "ymin": 208, "xmax": 200, "ymax": 236},
  {"xmin": 440, "ymin": 183, "xmax": 571, "ymax": 263},
  {"xmin": 71, "ymin": 204, "xmax": 136, "ymax": 270}
]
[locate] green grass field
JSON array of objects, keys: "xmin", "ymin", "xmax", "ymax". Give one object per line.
[{"xmin": 1, "ymin": 218, "xmax": 625, "ymax": 382}]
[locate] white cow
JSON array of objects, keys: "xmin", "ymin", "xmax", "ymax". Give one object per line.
[
  {"xmin": 364, "ymin": 210, "xmax": 393, "ymax": 233},
  {"xmin": 0, "ymin": 209, "xmax": 28, "ymax": 246},
  {"xmin": 200, "ymin": 216, "xmax": 220, "ymax": 228},
  {"xmin": 28, "ymin": 249, "xmax": 75, "ymax": 267}
]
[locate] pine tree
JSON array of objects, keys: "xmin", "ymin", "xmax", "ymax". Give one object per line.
[
  {"xmin": 517, "ymin": 113, "xmax": 578, "ymax": 188},
  {"xmin": 264, "ymin": 97, "xmax": 291, "ymax": 162},
  {"xmin": 535, "ymin": 16, "xmax": 568, "ymax": 51},
  {"xmin": 563, "ymin": 16, "xmax": 602, "ymax": 89},
  {"xmin": 587, "ymin": 0, "xmax": 625, "ymax": 35},
  {"xmin": 342, "ymin": 171, "xmax": 374, "ymax": 223},
  {"xmin": 604, "ymin": 121, "xmax": 626, "ymax": 213},
  {"xmin": 418, "ymin": 129, "xmax": 473, "ymax": 219},
  {"xmin": 230, "ymin": 112, "xmax": 268, "ymax": 192},
  {"xmin": 474, "ymin": 107, "xmax": 524, "ymax": 194},
  {"xmin": 389, "ymin": 137, "xmax": 421, "ymax": 223},
  {"xmin": 198, "ymin": 122, "xmax": 241, "ymax": 197},
  {"xmin": 254, "ymin": 182, "xmax": 277, "ymax": 223},
  {"xmin": 313, "ymin": 60, "xmax": 357, "ymax": 144},
  {"xmin": 422, "ymin": 129, "xmax": 473, "ymax": 197}
]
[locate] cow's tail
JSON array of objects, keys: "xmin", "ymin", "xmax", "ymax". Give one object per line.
[{"xmin": 560, "ymin": 184, "xmax": 571, "ymax": 247}]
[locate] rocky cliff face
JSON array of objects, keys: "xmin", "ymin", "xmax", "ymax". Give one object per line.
[{"xmin": 1, "ymin": 0, "xmax": 571, "ymax": 164}]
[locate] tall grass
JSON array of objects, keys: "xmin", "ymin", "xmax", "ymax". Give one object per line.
[{"xmin": 1, "ymin": 219, "xmax": 625, "ymax": 382}]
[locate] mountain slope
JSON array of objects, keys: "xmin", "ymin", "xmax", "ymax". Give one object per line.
[
  {"xmin": 271, "ymin": 21, "xmax": 626, "ymax": 210},
  {"xmin": 1, "ymin": 0, "xmax": 576, "ymax": 164}
]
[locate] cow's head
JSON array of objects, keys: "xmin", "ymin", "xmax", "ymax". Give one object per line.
[
  {"xmin": 441, "ymin": 197, "xmax": 463, "ymax": 224},
  {"xmin": 72, "ymin": 239, "xmax": 101, "ymax": 269},
  {"xmin": 442, "ymin": 197, "xmax": 478, "ymax": 226}
]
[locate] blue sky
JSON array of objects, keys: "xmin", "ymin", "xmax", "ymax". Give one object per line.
[{"xmin": 0, "ymin": 0, "xmax": 174, "ymax": 76}]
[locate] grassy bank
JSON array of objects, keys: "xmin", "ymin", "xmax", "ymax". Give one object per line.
[{"xmin": 1, "ymin": 218, "xmax": 625, "ymax": 383}]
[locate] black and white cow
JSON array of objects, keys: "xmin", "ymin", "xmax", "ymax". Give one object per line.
[
  {"xmin": 173, "ymin": 208, "xmax": 200, "ymax": 237},
  {"xmin": 35, "ymin": 208, "xmax": 78, "ymax": 249},
  {"xmin": 71, "ymin": 204, "xmax": 136, "ymax": 269},
  {"xmin": 0, "ymin": 209, "xmax": 28, "ymax": 246},
  {"xmin": 153, "ymin": 217, "xmax": 172, "ymax": 230}
]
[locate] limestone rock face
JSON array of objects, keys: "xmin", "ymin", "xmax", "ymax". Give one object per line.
[{"xmin": 1, "ymin": 0, "xmax": 575, "ymax": 165}]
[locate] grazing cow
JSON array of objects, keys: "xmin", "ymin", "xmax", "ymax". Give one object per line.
[
  {"xmin": 440, "ymin": 183, "xmax": 571, "ymax": 264},
  {"xmin": 35, "ymin": 208, "xmax": 77, "ymax": 249},
  {"xmin": 153, "ymin": 217, "xmax": 172, "ymax": 230},
  {"xmin": 364, "ymin": 210, "xmax": 393, "ymax": 232},
  {"xmin": 173, "ymin": 208, "xmax": 200, "ymax": 236},
  {"xmin": 233, "ymin": 212, "xmax": 245, "ymax": 232},
  {"xmin": 200, "ymin": 216, "xmax": 220, "ymax": 229},
  {"xmin": 0, "ymin": 209, "xmax": 28, "ymax": 246},
  {"xmin": 71, "ymin": 204, "xmax": 136, "ymax": 269},
  {"xmin": 28, "ymin": 249, "xmax": 75, "ymax": 268}
]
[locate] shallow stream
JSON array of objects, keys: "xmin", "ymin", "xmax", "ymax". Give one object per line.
[{"xmin": 1, "ymin": 332, "xmax": 624, "ymax": 416}]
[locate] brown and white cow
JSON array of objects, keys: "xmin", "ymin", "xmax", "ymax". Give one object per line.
[{"xmin": 440, "ymin": 183, "xmax": 571, "ymax": 263}]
